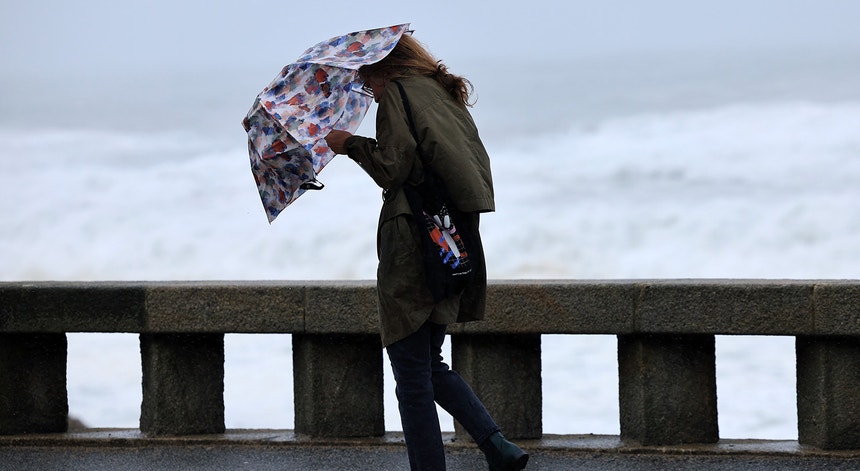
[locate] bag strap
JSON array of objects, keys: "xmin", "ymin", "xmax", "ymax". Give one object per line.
[
  {"xmin": 392, "ymin": 80, "xmax": 449, "ymax": 213},
  {"xmin": 393, "ymin": 80, "xmax": 427, "ymax": 166}
]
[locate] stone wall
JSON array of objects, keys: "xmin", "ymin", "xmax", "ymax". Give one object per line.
[{"xmin": 2, "ymin": 280, "xmax": 859, "ymax": 449}]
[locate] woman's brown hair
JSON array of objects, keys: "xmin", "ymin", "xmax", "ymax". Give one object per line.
[{"xmin": 359, "ymin": 34, "xmax": 474, "ymax": 107}]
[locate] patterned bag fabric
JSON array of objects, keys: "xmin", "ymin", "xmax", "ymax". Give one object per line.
[{"xmin": 394, "ymin": 81, "xmax": 476, "ymax": 302}]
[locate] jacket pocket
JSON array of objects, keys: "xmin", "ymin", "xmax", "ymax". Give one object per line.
[{"xmin": 377, "ymin": 215, "xmax": 432, "ymax": 305}]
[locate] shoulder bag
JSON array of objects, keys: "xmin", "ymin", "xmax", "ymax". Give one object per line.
[{"xmin": 393, "ymin": 80, "xmax": 476, "ymax": 302}]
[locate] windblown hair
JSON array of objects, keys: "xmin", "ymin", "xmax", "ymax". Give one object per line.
[{"xmin": 359, "ymin": 34, "xmax": 474, "ymax": 107}]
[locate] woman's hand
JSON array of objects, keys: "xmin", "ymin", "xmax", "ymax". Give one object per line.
[{"xmin": 325, "ymin": 130, "xmax": 353, "ymax": 155}]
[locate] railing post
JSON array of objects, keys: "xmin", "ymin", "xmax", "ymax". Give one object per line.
[
  {"xmin": 797, "ymin": 336, "xmax": 860, "ymax": 449},
  {"xmin": 0, "ymin": 333, "xmax": 68, "ymax": 434},
  {"xmin": 139, "ymin": 333, "xmax": 225, "ymax": 435},
  {"xmin": 618, "ymin": 334, "xmax": 718, "ymax": 445},
  {"xmin": 451, "ymin": 333, "xmax": 542, "ymax": 440},
  {"xmin": 292, "ymin": 334, "xmax": 384, "ymax": 437}
]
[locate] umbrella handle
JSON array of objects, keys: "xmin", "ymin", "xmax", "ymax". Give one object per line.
[{"xmin": 300, "ymin": 179, "xmax": 325, "ymax": 190}]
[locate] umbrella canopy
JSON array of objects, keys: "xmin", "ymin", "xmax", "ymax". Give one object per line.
[{"xmin": 243, "ymin": 23, "xmax": 410, "ymax": 222}]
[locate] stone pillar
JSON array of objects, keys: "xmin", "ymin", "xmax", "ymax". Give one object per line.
[
  {"xmin": 0, "ymin": 333, "xmax": 68, "ymax": 434},
  {"xmin": 797, "ymin": 336, "xmax": 860, "ymax": 449},
  {"xmin": 140, "ymin": 333, "xmax": 225, "ymax": 435},
  {"xmin": 618, "ymin": 334, "xmax": 718, "ymax": 445},
  {"xmin": 452, "ymin": 334, "xmax": 542, "ymax": 440},
  {"xmin": 293, "ymin": 334, "xmax": 384, "ymax": 437}
]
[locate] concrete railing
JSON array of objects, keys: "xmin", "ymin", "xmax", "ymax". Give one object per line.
[{"xmin": 2, "ymin": 280, "xmax": 860, "ymax": 450}]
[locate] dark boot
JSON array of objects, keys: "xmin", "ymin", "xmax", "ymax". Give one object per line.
[{"xmin": 479, "ymin": 431, "xmax": 529, "ymax": 471}]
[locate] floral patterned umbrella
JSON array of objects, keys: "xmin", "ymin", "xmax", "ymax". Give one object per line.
[{"xmin": 243, "ymin": 23, "xmax": 410, "ymax": 223}]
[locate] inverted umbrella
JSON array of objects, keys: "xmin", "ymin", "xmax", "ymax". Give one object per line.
[{"xmin": 243, "ymin": 23, "xmax": 410, "ymax": 223}]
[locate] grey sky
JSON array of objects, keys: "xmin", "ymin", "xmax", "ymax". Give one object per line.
[{"xmin": 3, "ymin": 0, "xmax": 859, "ymax": 77}]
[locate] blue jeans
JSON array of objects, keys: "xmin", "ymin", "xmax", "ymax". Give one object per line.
[{"xmin": 386, "ymin": 322, "xmax": 500, "ymax": 471}]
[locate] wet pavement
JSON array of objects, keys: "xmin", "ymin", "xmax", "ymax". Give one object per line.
[{"xmin": 2, "ymin": 430, "xmax": 860, "ymax": 470}]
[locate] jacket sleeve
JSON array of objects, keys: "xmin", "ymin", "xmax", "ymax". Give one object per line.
[{"xmin": 344, "ymin": 86, "xmax": 421, "ymax": 191}]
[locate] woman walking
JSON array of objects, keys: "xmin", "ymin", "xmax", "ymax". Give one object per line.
[{"xmin": 325, "ymin": 32, "xmax": 529, "ymax": 471}]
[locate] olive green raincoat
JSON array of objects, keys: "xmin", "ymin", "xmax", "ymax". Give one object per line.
[{"xmin": 345, "ymin": 75, "xmax": 495, "ymax": 346}]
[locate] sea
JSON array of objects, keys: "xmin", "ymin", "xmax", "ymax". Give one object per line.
[{"xmin": 1, "ymin": 47, "xmax": 859, "ymax": 439}]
